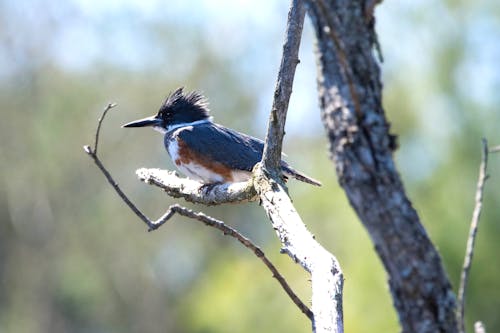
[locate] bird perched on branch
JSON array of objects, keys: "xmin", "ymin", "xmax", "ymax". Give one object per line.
[{"xmin": 123, "ymin": 87, "xmax": 321, "ymax": 186}]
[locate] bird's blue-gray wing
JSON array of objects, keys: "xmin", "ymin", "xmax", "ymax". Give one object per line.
[{"xmin": 172, "ymin": 123, "xmax": 265, "ymax": 172}]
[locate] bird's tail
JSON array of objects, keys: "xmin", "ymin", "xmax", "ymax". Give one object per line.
[{"xmin": 282, "ymin": 164, "xmax": 322, "ymax": 186}]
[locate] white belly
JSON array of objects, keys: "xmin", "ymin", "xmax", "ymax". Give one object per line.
[
  {"xmin": 177, "ymin": 162, "xmax": 225, "ymax": 183},
  {"xmin": 167, "ymin": 138, "xmax": 251, "ymax": 184}
]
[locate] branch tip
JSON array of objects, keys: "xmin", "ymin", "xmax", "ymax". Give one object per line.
[
  {"xmin": 83, "ymin": 145, "xmax": 92, "ymax": 154},
  {"xmin": 457, "ymin": 138, "xmax": 490, "ymax": 332}
]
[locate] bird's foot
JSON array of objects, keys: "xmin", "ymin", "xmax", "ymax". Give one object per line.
[{"xmin": 199, "ymin": 182, "xmax": 223, "ymax": 193}]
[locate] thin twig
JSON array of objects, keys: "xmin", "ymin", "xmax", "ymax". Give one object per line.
[
  {"xmin": 84, "ymin": 144, "xmax": 151, "ymax": 224},
  {"xmin": 94, "ymin": 103, "xmax": 117, "ymax": 154},
  {"xmin": 84, "ymin": 103, "xmax": 313, "ymax": 320},
  {"xmin": 84, "ymin": 103, "xmax": 150, "ymax": 224},
  {"xmin": 457, "ymin": 138, "xmax": 489, "ymax": 333},
  {"xmin": 261, "ymin": 0, "xmax": 306, "ymax": 173},
  {"xmin": 165, "ymin": 204, "xmax": 314, "ymax": 320}
]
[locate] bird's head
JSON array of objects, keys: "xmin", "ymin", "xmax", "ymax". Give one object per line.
[{"xmin": 122, "ymin": 87, "xmax": 211, "ymax": 133}]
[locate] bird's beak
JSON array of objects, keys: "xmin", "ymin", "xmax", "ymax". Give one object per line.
[{"xmin": 122, "ymin": 115, "xmax": 162, "ymax": 128}]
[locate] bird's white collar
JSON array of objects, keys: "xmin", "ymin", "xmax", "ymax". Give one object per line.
[{"xmin": 153, "ymin": 118, "xmax": 212, "ymax": 134}]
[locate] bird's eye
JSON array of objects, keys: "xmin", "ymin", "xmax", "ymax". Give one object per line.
[{"xmin": 160, "ymin": 110, "xmax": 172, "ymax": 118}]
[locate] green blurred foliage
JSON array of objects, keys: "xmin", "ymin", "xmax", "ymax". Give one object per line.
[{"xmin": 0, "ymin": 0, "xmax": 499, "ymax": 332}]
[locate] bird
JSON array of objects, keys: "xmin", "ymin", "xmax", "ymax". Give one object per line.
[{"xmin": 122, "ymin": 87, "xmax": 321, "ymax": 187}]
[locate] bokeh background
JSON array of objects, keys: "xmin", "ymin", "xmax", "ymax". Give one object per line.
[{"xmin": 1, "ymin": 0, "xmax": 499, "ymax": 332}]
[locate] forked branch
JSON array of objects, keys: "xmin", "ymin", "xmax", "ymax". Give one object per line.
[
  {"xmin": 83, "ymin": 103, "xmax": 312, "ymax": 321},
  {"xmin": 257, "ymin": 0, "xmax": 344, "ymax": 332}
]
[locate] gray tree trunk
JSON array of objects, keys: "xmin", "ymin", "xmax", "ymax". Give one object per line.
[{"xmin": 305, "ymin": 1, "xmax": 458, "ymax": 332}]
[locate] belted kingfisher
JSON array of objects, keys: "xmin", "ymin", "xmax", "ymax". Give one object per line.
[{"xmin": 122, "ymin": 88, "xmax": 321, "ymax": 186}]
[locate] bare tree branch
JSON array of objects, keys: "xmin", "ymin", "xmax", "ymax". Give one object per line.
[
  {"xmin": 84, "ymin": 103, "xmax": 312, "ymax": 321},
  {"xmin": 155, "ymin": 203, "xmax": 314, "ymax": 320},
  {"xmin": 457, "ymin": 139, "xmax": 489, "ymax": 333},
  {"xmin": 136, "ymin": 168, "xmax": 257, "ymax": 205},
  {"xmin": 257, "ymin": 1, "xmax": 344, "ymax": 332},
  {"xmin": 254, "ymin": 166, "xmax": 343, "ymax": 333},
  {"xmin": 93, "ymin": 103, "xmax": 117, "ymax": 155},
  {"xmin": 261, "ymin": 0, "xmax": 303, "ymax": 172},
  {"xmin": 84, "ymin": 103, "xmax": 151, "ymax": 225}
]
